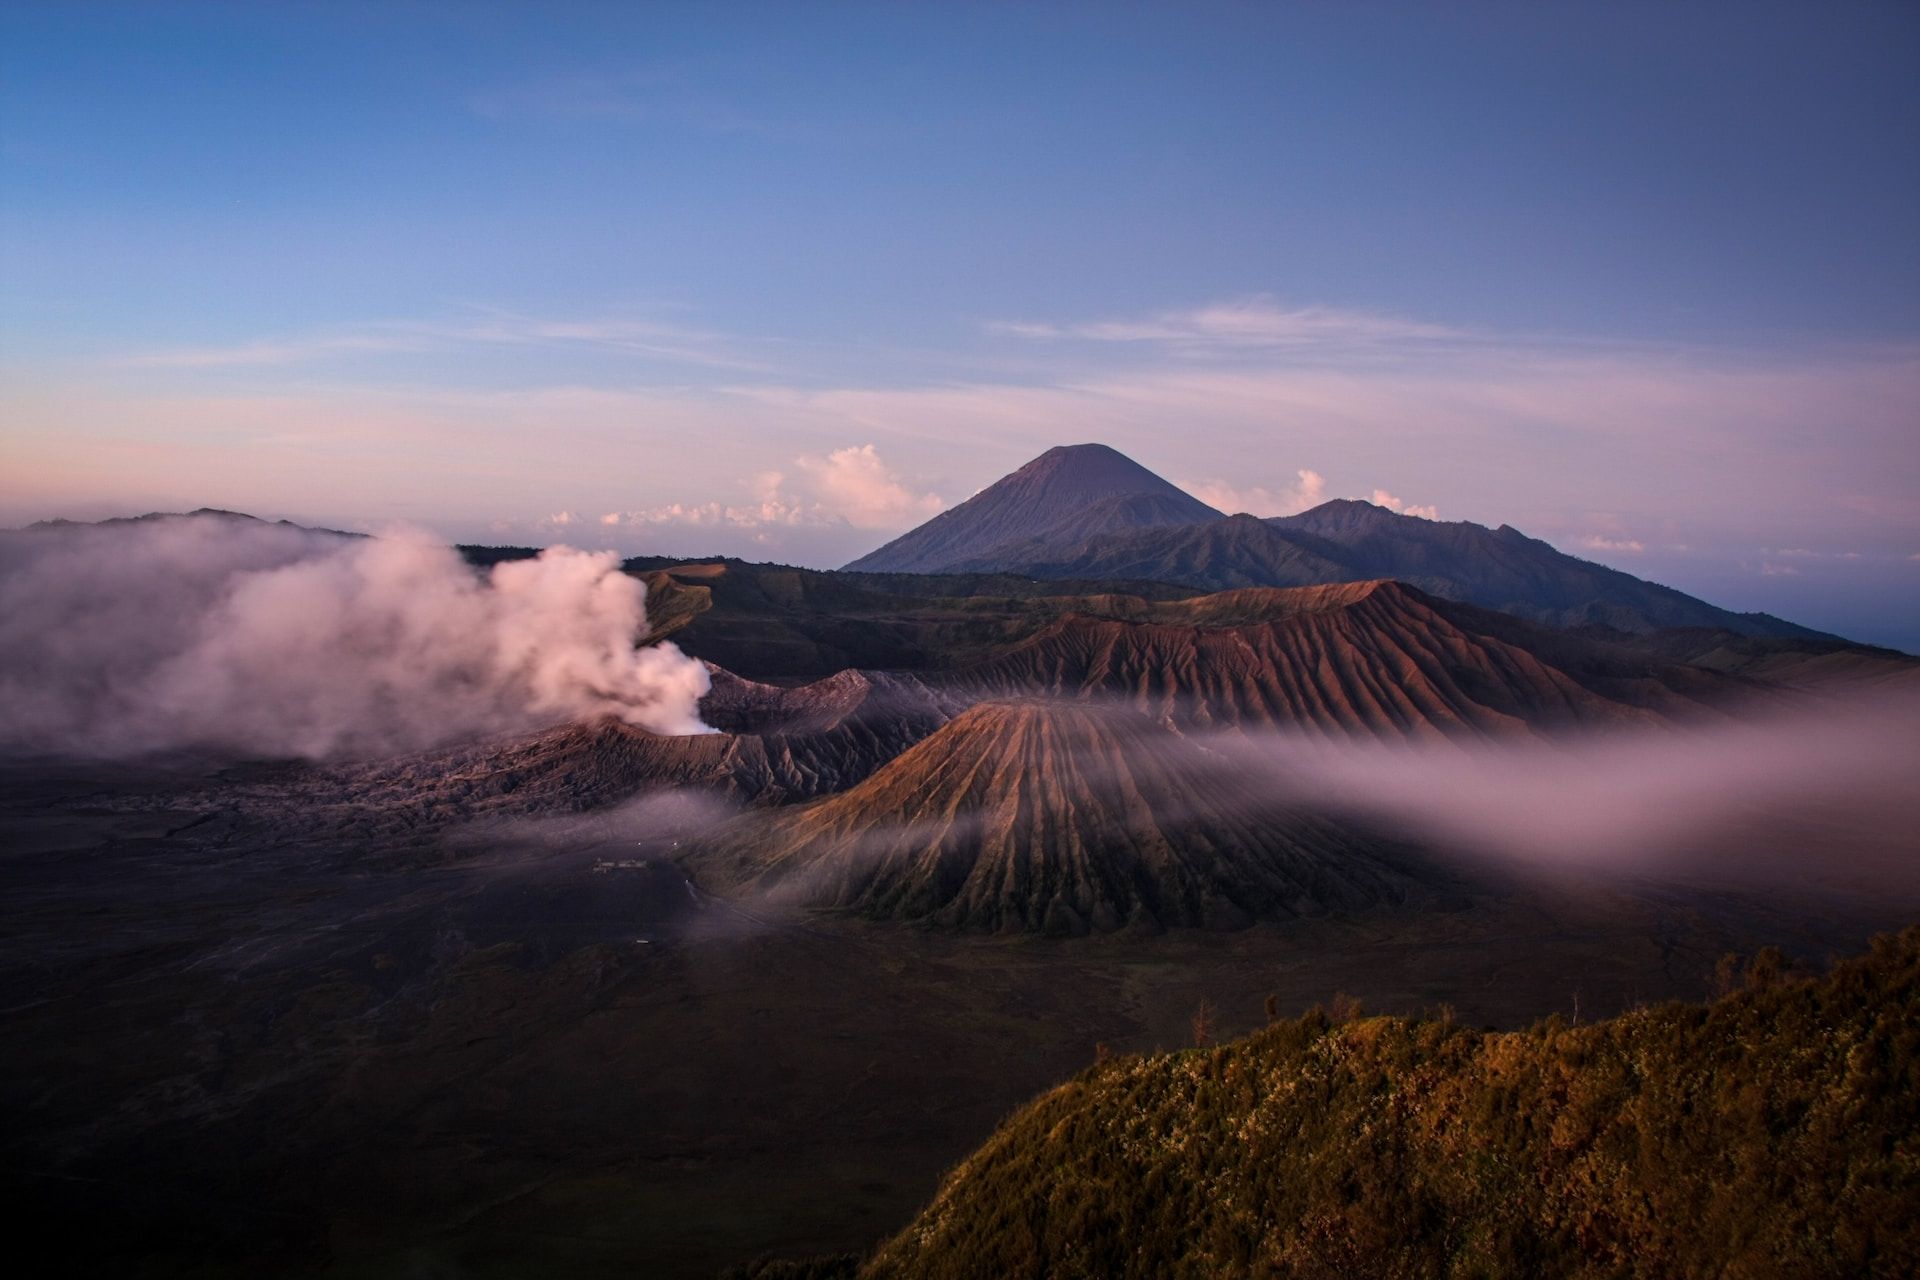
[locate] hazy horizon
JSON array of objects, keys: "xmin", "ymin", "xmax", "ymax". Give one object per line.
[{"xmin": 4, "ymin": 2, "xmax": 1917, "ymax": 648}]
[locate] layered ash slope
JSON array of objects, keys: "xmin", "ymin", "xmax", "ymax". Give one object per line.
[
  {"xmin": 843, "ymin": 443, "xmax": 1222, "ymax": 574},
  {"xmin": 942, "ymin": 580, "xmax": 1764, "ymax": 739},
  {"xmin": 687, "ymin": 700, "xmax": 1456, "ymax": 934},
  {"xmin": 158, "ymin": 668, "xmax": 965, "ymax": 842},
  {"xmin": 845, "ymin": 445, "xmax": 1828, "ymax": 640}
]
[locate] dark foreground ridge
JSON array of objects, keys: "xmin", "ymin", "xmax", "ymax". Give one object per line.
[{"xmin": 743, "ymin": 928, "xmax": 1920, "ymax": 1278}]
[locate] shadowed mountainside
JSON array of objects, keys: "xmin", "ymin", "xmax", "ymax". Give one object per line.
[
  {"xmin": 685, "ymin": 700, "xmax": 1461, "ymax": 934},
  {"xmin": 950, "ymin": 502, "xmax": 1825, "ymax": 639},
  {"xmin": 843, "ymin": 444, "xmax": 1223, "ymax": 574},
  {"xmin": 1269, "ymin": 498, "xmax": 1826, "ymax": 636},
  {"xmin": 622, "ymin": 558, "xmax": 1198, "ymax": 681},
  {"xmin": 1578, "ymin": 625, "xmax": 1920, "ymax": 690}
]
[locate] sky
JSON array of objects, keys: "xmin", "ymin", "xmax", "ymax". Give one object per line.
[{"xmin": 2, "ymin": 1, "xmax": 1917, "ymax": 648}]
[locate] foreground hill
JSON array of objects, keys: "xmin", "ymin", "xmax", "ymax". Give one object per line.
[
  {"xmin": 843, "ymin": 443, "xmax": 1223, "ymax": 573},
  {"xmin": 839, "ymin": 928, "xmax": 1920, "ymax": 1278},
  {"xmin": 687, "ymin": 700, "xmax": 1457, "ymax": 933},
  {"xmin": 843, "ymin": 445, "xmax": 1829, "ymax": 640}
]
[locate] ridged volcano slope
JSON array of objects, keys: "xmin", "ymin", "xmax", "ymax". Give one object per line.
[
  {"xmin": 190, "ymin": 668, "xmax": 966, "ymax": 839},
  {"xmin": 688, "ymin": 700, "xmax": 1454, "ymax": 934},
  {"xmin": 943, "ymin": 580, "xmax": 1764, "ymax": 739}
]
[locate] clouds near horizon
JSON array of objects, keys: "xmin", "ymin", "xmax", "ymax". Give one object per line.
[{"xmin": 3, "ymin": 289, "xmax": 1916, "ymax": 641}]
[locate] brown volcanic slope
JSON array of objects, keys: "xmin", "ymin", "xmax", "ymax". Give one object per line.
[
  {"xmin": 175, "ymin": 668, "xmax": 966, "ymax": 843},
  {"xmin": 941, "ymin": 580, "xmax": 1767, "ymax": 739},
  {"xmin": 175, "ymin": 583, "xmax": 1788, "ymax": 847},
  {"xmin": 688, "ymin": 700, "xmax": 1457, "ymax": 934}
]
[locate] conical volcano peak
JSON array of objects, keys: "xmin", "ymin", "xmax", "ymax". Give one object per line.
[
  {"xmin": 1014, "ymin": 442, "xmax": 1162, "ymax": 483},
  {"xmin": 843, "ymin": 443, "xmax": 1222, "ymax": 574}
]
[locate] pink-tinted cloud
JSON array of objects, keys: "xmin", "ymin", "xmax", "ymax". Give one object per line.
[
  {"xmin": 793, "ymin": 444, "xmax": 944, "ymax": 530},
  {"xmin": 587, "ymin": 444, "xmax": 938, "ymax": 539},
  {"xmin": 1368, "ymin": 489, "xmax": 1438, "ymax": 520},
  {"xmin": 1187, "ymin": 468, "xmax": 1326, "ymax": 517},
  {"xmin": 989, "ymin": 297, "xmax": 1466, "ymax": 351}
]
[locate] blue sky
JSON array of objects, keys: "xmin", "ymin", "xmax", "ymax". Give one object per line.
[{"xmin": 3, "ymin": 2, "xmax": 1918, "ymax": 647}]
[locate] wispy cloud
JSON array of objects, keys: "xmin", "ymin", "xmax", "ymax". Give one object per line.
[
  {"xmin": 1368, "ymin": 489, "xmax": 1439, "ymax": 520},
  {"xmin": 121, "ymin": 310, "xmax": 758, "ymax": 371},
  {"xmin": 793, "ymin": 443, "xmax": 943, "ymax": 529},
  {"xmin": 988, "ymin": 296, "xmax": 1468, "ymax": 355},
  {"xmin": 1578, "ymin": 534, "xmax": 1647, "ymax": 554},
  {"xmin": 122, "ymin": 332, "xmax": 435, "ymax": 368},
  {"xmin": 593, "ymin": 443, "xmax": 940, "ymax": 536},
  {"xmin": 1186, "ymin": 468, "xmax": 1326, "ymax": 518}
]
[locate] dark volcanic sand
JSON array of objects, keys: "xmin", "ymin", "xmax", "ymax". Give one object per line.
[{"xmin": 0, "ymin": 758, "xmax": 1907, "ymax": 1278}]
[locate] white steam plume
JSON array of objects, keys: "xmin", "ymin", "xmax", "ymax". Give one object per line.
[{"xmin": 0, "ymin": 515, "xmax": 711, "ymax": 760}]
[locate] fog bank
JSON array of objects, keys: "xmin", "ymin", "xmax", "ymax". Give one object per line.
[{"xmin": 1211, "ymin": 692, "xmax": 1920, "ymax": 898}]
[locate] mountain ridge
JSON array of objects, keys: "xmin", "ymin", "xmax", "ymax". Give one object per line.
[{"xmin": 844, "ymin": 447, "xmax": 1834, "ymax": 641}]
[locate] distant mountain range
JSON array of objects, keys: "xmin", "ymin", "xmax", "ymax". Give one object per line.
[{"xmin": 844, "ymin": 444, "xmax": 1827, "ymax": 640}]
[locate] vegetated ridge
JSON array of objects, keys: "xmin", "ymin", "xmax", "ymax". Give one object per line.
[{"xmin": 755, "ymin": 928, "xmax": 1920, "ymax": 1278}]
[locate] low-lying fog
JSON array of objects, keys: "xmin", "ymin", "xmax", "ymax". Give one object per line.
[{"xmin": 1211, "ymin": 694, "xmax": 1920, "ymax": 900}]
